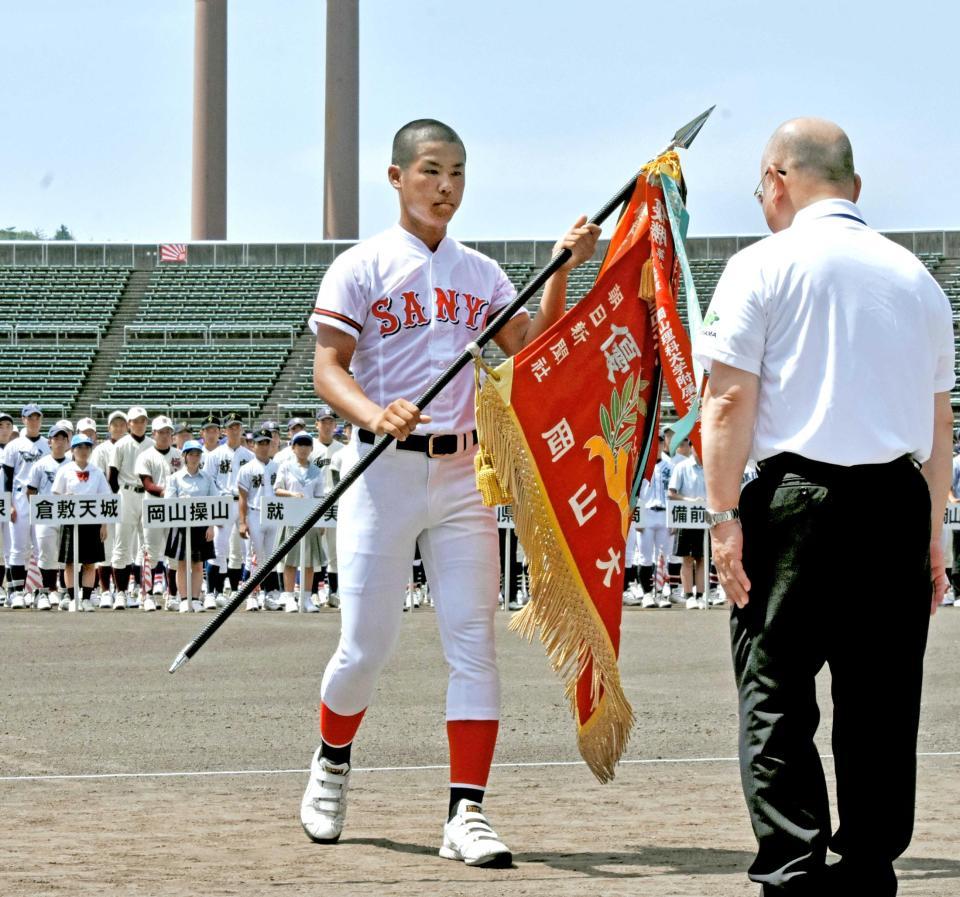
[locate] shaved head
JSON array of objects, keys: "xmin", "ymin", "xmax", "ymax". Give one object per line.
[
  {"xmin": 391, "ymin": 119, "xmax": 465, "ymax": 169},
  {"xmin": 764, "ymin": 117, "xmax": 855, "ymax": 185}
]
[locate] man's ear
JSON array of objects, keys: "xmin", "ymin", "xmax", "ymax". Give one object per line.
[
  {"xmin": 387, "ymin": 164, "xmax": 402, "ymax": 190},
  {"xmin": 852, "ymin": 173, "xmax": 862, "ymax": 203}
]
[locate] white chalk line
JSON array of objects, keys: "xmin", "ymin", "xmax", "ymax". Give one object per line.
[{"xmin": 2, "ymin": 751, "xmax": 958, "ymax": 784}]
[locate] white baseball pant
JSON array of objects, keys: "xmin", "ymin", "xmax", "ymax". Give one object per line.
[
  {"xmin": 639, "ymin": 509, "xmax": 672, "ymax": 566},
  {"xmin": 245, "ymin": 514, "xmax": 277, "ymax": 575},
  {"xmin": 323, "ymin": 525, "xmax": 337, "ymax": 573},
  {"xmin": 112, "ymin": 488, "xmax": 145, "ymax": 568},
  {"xmin": 35, "ymin": 523, "xmax": 61, "ymax": 570},
  {"xmin": 9, "ymin": 491, "xmax": 38, "ymax": 566},
  {"xmin": 213, "ymin": 518, "xmax": 245, "ymax": 570},
  {"xmin": 321, "ymin": 440, "xmax": 500, "ymax": 721},
  {"xmin": 143, "ymin": 525, "xmax": 169, "ymax": 567},
  {"xmin": 100, "ymin": 524, "xmax": 116, "ymax": 569}
]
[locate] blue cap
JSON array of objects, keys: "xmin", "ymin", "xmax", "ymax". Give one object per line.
[
  {"xmin": 182, "ymin": 439, "xmax": 204, "ymax": 454},
  {"xmin": 48, "ymin": 424, "xmax": 71, "ymax": 439},
  {"xmin": 21, "ymin": 403, "xmax": 42, "ymax": 417},
  {"xmin": 70, "ymin": 434, "xmax": 94, "ymax": 449},
  {"xmin": 291, "ymin": 432, "xmax": 313, "ymax": 447},
  {"xmin": 315, "ymin": 405, "xmax": 335, "ymax": 420}
]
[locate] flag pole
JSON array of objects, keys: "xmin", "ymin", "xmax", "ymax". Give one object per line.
[{"xmin": 169, "ymin": 106, "xmax": 715, "ymax": 674}]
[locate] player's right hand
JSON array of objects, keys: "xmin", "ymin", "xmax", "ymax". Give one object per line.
[
  {"xmin": 238, "ymin": 521, "xmax": 249, "ymax": 539},
  {"xmin": 370, "ymin": 399, "xmax": 432, "ymax": 441},
  {"xmin": 10, "ymin": 507, "xmax": 16, "ymax": 523}
]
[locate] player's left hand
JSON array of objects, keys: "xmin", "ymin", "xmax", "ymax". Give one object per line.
[
  {"xmin": 554, "ymin": 215, "xmax": 601, "ymax": 272},
  {"xmin": 205, "ymin": 527, "xmax": 214, "ymax": 542},
  {"xmin": 930, "ymin": 536, "xmax": 947, "ymax": 616},
  {"xmin": 99, "ymin": 525, "xmax": 107, "ymax": 542},
  {"xmin": 711, "ymin": 519, "xmax": 751, "ymax": 608}
]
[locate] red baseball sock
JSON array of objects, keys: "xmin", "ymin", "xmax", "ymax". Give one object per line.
[{"xmin": 319, "ymin": 703, "xmax": 366, "ymax": 765}]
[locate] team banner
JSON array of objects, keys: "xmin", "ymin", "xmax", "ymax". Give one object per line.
[
  {"xmin": 945, "ymin": 504, "xmax": 960, "ymax": 530},
  {"xmin": 474, "ymin": 153, "xmax": 696, "ymax": 781},
  {"xmin": 259, "ymin": 497, "xmax": 337, "ymax": 529},
  {"xmin": 30, "ymin": 494, "xmax": 120, "ymax": 525},
  {"xmin": 143, "ymin": 497, "xmax": 237, "ymax": 528}
]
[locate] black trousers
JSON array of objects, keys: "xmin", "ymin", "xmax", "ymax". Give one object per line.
[{"xmin": 732, "ymin": 453, "xmax": 931, "ymax": 896}]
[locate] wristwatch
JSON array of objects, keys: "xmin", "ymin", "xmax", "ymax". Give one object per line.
[{"xmin": 705, "ymin": 507, "xmax": 740, "ymax": 527}]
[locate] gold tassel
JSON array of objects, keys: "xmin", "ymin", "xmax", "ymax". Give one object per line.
[
  {"xmin": 475, "ymin": 372, "xmax": 635, "ymax": 783},
  {"xmin": 474, "ymin": 357, "xmax": 513, "ymax": 506},
  {"xmin": 640, "ymin": 257, "xmax": 656, "ymax": 302}
]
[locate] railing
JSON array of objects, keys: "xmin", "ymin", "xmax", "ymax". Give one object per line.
[
  {"xmin": 123, "ymin": 324, "xmax": 295, "ymax": 346},
  {"xmin": 88, "ymin": 402, "xmax": 256, "ymax": 428},
  {"xmin": 0, "ymin": 324, "xmax": 101, "ymax": 346}
]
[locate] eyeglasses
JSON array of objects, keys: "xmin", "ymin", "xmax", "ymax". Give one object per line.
[{"xmin": 754, "ymin": 168, "xmax": 787, "ymax": 204}]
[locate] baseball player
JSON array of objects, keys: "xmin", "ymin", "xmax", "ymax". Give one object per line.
[
  {"xmin": 135, "ymin": 416, "xmax": 183, "ymax": 611},
  {"xmin": 200, "ymin": 414, "xmax": 221, "ymax": 456},
  {"xmin": 203, "ymin": 411, "xmax": 253, "ymax": 607},
  {"xmin": 3, "ymin": 403, "xmax": 50, "ymax": 608},
  {"xmin": 274, "ymin": 431, "xmax": 324, "ymax": 613},
  {"xmin": 273, "ymin": 417, "xmax": 307, "ymax": 469},
  {"xmin": 635, "ymin": 427, "xmax": 676, "ymax": 608},
  {"xmin": 52, "ymin": 434, "xmax": 110, "ymax": 612},
  {"xmin": 310, "ymin": 405, "xmax": 343, "ymax": 607},
  {"xmin": 668, "ymin": 445, "xmax": 710, "ymax": 608},
  {"xmin": 174, "ymin": 422, "xmax": 194, "ymax": 451},
  {"xmin": 0, "ymin": 411, "xmax": 16, "ymax": 598},
  {"xmin": 237, "ymin": 427, "xmax": 281, "ymax": 611},
  {"xmin": 26, "ymin": 423, "xmax": 72, "ymax": 610},
  {"xmin": 108, "ymin": 406, "xmax": 154, "ymax": 608},
  {"xmin": 91, "ymin": 410, "xmax": 127, "ymax": 607},
  {"xmin": 301, "ymin": 118, "xmax": 599, "ymax": 864},
  {"xmin": 164, "ymin": 440, "xmax": 217, "ymax": 613},
  {"xmin": 75, "ymin": 418, "xmax": 98, "ymax": 446},
  {"xmin": 260, "ymin": 419, "xmax": 282, "ymax": 459}
]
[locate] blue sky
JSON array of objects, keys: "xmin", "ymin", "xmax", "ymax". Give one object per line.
[{"xmin": 3, "ymin": 0, "xmax": 958, "ymax": 242}]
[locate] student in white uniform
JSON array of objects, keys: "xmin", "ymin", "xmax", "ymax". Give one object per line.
[
  {"xmin": 26, "ymin": 423, "xmax": 72, "ymax": 610},
  {"xmin": 3, "ymin": 403, "xmax": 50, "ymax": 608},
  {"xmin": 165, "ymin": 440, "xmax": 217, "ymax": 613},
  {"xmin": 52, "ymin": 435, "xmax": 110, "ymax": 612},
  {"xmin": 310, "ymin": 405, "xmax": 344, "ymax": 607},
  {"xmin": 0, "ymin": 411, "xmax": 15, "ymax": 599},
  {"xmin": 636, "ymin": 427, "xmax": 679, "ymax": 608},
  {"xmin": 135, "ymin": 416, "xmax": 183, "ymax": 611},
  {"xmin": 91, "ymin": 410, "xmax": 127, "ymax": 607},
  {"xmin": 273, "ymin": 431, "xmax": 324, "ymax": 613},
  {"xmin": 237, "ymin": 427, "xmax": 280, "ymax": 611}
]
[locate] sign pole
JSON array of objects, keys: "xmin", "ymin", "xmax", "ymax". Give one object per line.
[
  {"xmin": 186, "ymin": 526, "xmax": 193, "ymax": 610},
  {"xmin": 703, "ymin": 528, "xmax": 710, "ymax": 610},
  {"xmin": 72, "ymin": 523, "xmax": 81, "ymax": 613},
  {"xmin": 299, "ymin": 539, "xmax": 307, "ymax": 612},
  {"xmin": 505, "ymin": 530, "xmax": 513, "ymax": 612}
]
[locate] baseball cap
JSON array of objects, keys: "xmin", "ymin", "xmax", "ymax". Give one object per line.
[
  {"xmin": 200, "ymin": 413, "xmax": 221, "ymax": 430},
  {"xmin": 70, "ymin": 434, "xmax": 94, "ymax": 449},
  {"xmin": 127, "ymin": 406, "xmax": 148, "ymax": 421},
  {"xmin": 261, "ymin": 419, "xmax": 280, "ymax": 433},
  {"xmin": 315, "ymin": 405, "xmax": 335, "ymax": 420},
  {"xmin": 55, "ymin": 419, "xmax": 75, "ymax": 433},
  {"xmin": 174, "ymin": 422, "xmax": 193, "ymax": 435},
  {"xmin": 252, "ymin": 427, "xmax": 272, "ymax": 443},
  {"xmin": 21, "ymin": 403, "xmax": 42, "ymax": 417},
  {"xmin": 0, "ymin": 412, "xmax": 12, "ymax": 424},
  {"xmin": 152, "ymin": 415, "xmax": 174, "ymax": 432},
  {"xmin": 48, "ymin": 423, "xmax": 71, "ymax": 439},
  {"xmin": 287, "ymin": 417, "xmax": 306, "ymax": 430},
  {"xmin": 223, "ymin": 411, "xmax": 244, "ymax": 426},
  {"xmin": 291, "ymin": 432, "xmax": 313, "ymax": 447},
  {"xmin": 76, "ymin": 417, "xmax": 97, "ymax": 434},
  {"xmin": 107, "ymin": 410, "xmax": 127, "ymax": 425},
  {"xmin": 182, "ymin": 439, "xmax": 204, "ymax": 454}
]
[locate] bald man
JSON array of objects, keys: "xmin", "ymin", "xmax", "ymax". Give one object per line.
[{"xmin": 696, "ymin": 118, "xmax": 954, "ymax": 897}]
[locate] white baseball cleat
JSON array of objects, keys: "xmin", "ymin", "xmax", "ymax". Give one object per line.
[
  {"xmin": 325, "ymin": 592, "xmax": 340, "ymax": 609},
  {"xmin": 59, "ymin": 594, "xmax": 71, "ymax": 611},
  {"xmin": 165, "ymin": 596, "xmax": 181, "ymax": 612},
  {"xmin": 99, "ymin": 592, "xmax": 113, "ymax": 610},
  {"xmin": 245, "ymin": 596, "xmax": 260, "ymax": 612},
  {"xmin": 81, "ymin": 597, "xmax": 95, "ymax": 612},
  {"xmin": 640, "ymin": 591, "xmax": 658, "ymax": 609},
  {"xmin": 300, "ymin": 593, "xmax": 319, "ymax": 613},
  {"xmin": 262, "ymin": 591, "xmax": 282, "ymax": 611},
  {"xmin": 191, "ymin": 599, "xmax": 204, "ymax": 613},
  {"xmin": 283, "ymin": 592, "xmax": 299, "ymax": 613},
  {"xmin": 35, "ymin": 593, "xmax": 52, "ymax": 611},
  {"xmin": 203, "ymin": 594, "xmax": 218, "ymax": 611},
  {"xmin": 300, "ymin": 749, "xmax": 350, "ymax": 843},
  {"xmin": 142, "ymin": 596, "xmax": 157, "ymax": 612},
  {"xmin": 215, "ymin": 593, "xmax": 228, "ymax": 609},
  {"xmin": 178, "ymin": 598, "xmax": 192, "ymax": 614},
  {"xmin": 10, "ymin": 591, "xmax": 25, "ymax": 609},
  {"xmin": 440, "ymin": 800, "xmax": 512, "ymax": 867},
  {"xmin": 685, "ymin": 595, "xmax": 701, "ymax": 610}
]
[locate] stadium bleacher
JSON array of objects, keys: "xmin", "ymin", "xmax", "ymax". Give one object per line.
[{"xmin": 0, "ymin": 240, "xmax": 956, "ymax": 422}]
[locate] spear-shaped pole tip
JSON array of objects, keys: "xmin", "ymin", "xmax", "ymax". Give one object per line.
[{"xmin": 669, "ymin": 105, "xmax": 716, "ymax": 151}]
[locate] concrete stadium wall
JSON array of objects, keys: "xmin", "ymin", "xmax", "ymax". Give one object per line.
[{"xmin": 1, "ymin": 231, "xmax": 959, "ymax": 267}]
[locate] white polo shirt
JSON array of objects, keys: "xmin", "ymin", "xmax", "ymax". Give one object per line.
[
  {"xmin": 694, "ymin": 199, "xmax": 955, "ymax": 465},
  {"xmin": 310, "ymin": 224, "xmax": 523, "ymax": 433}
]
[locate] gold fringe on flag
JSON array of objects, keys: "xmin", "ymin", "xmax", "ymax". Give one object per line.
[{"xmin": 475, "ymin": 359, "xmax": 634, "ymax": 783}]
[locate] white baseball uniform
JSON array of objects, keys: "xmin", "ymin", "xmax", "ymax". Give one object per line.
[
  {"xmin": 135, "ymin": 445, "xmax": 183, "ymax": 567},
  {"xmin": 27, "ymin": 453, "xmax": 70, "ymax": 569},
  {"xmin": 639, "ymin": 453, "xmax": 674, "ymax": 569},
  {"xmin": 110, "ymin": 433, "xmax": 155, "ymax": 569},
  {"xmin": 236, "ymin": 457, "xmax": 278, "ymax": 576},
  {"xmin": 311, "ymin": 223, "xmax": 524, "ymax": 721},
  {"xmin": 4, "ymin": 433, "xmax": 50, "ymax": 566},
  {"xmin": 311, "ymin": 438, "xmax": 344, "ymax": 574},
  {"xmin": 0, "ymin": 438, "xmax": 11, "ymax": 566},
  {"xmin": 91, "ymin": 438, "xmax": 119, "ymax": 566},
  {"xmin": 203, "ymin": 441, "xmax": 254, "ymax": 572}
]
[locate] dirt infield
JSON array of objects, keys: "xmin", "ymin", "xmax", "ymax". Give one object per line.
[{"xmin": 2, "ymin": 605, "xmax": 958, "ymax": 896}]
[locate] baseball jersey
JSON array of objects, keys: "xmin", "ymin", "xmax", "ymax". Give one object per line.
[
  {"xmin": 111, "ymin": 434, "xmax": 156, "ymax": 487},
  {"xmin": 236, "ymin": 458, "xmax": 278, "ymax": 509},
  {"xmin": 91, "ymin": 439, "xmax": 119, "ymax": 478},
  {"xmin": 135, "ymin": 446, "xmax": 184, "ymax": 491},
  {"xmin": 52, "ymin": 462, "xmax": 110, "ymax": 496},
  {"xmin": 165, "ymin": 468, "xmax": 219, "ymax": 499},
  {"xmin": 641, "ymin": 453, "xmax": 674, "ymax": 510},
  {"xmin": 311, "ymin": 439, "xmax": 344, "ymax": 492},
  {"xmin": 275, "ymin": 460, "xmax": 324, "ymax": 499},
  {"xmin": 273, "ymin": 444, "xmax": 295, "ymax": 469},
  {"xmin": 668, "ymin": 456, "xmax": 706, "ymax": 500},
  {"xmin": 203, "ymin": 442, "xmax": 254, "ymax": 495},
  {"xmin": 28, "ymin": 454, "xmax": 70, "ymax": 496},
  {"xmin": 3, "ymin": 434, "xmax": 50, "ymax": 490},
  {"xmin": 309, "ymin": 224, "xmax": 525, "ymax": 433}
]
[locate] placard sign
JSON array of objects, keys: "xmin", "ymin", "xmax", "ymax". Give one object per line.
[
  {"xmin": 259, "ymin": 497, "xmax": 337, "ymax": 529},
  {"xmin": 143, "ymin": 497, "xmax": 237, "ymax": 528},
  {"xmin": 944, "ymin": 503, "xmax": 960, "ymax": 531},
  {"xmin": 666, "ymin": 499, "xmax": 708, "ymax": 530},
  {"xmin": 30, "ymin": 494, "xmax": 120, "ymax": 525}
]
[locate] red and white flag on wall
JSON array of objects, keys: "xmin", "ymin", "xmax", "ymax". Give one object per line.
[{"xmin": 160, "ymin": 244, "xmax": 187, "ymax": 263}]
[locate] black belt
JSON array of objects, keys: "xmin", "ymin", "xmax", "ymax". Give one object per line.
[
  {"xmin": 123, "ymin": 484, "xmax": 145, "ymax": 493},
  {"xmin": 358, "ymin": 428, "xmax": 477, "ymax": 457},
  {"xmin": 757, "ymin": 452, "xmax": 919, "ymax": 481},
  {"xmin": 648, "ymin": 505, "xmax": 666, "ymax": 512}
]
